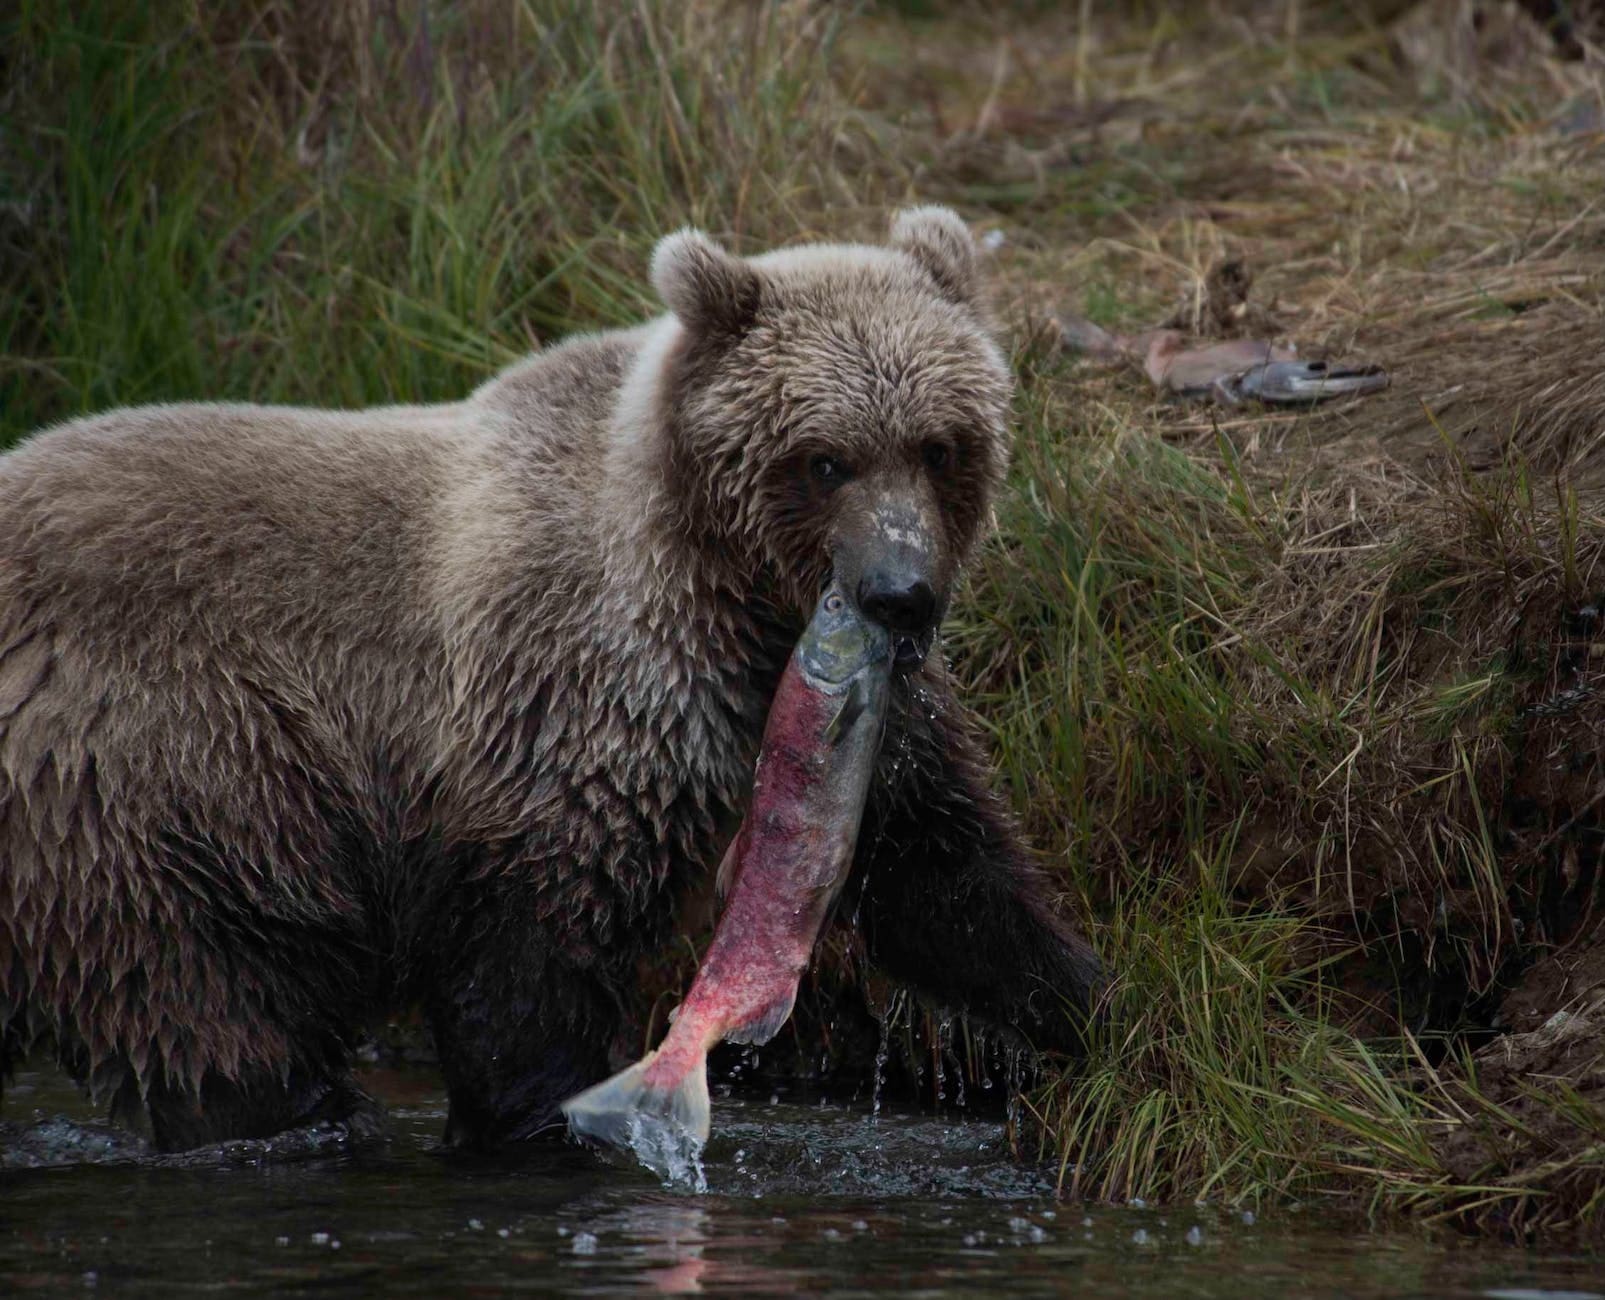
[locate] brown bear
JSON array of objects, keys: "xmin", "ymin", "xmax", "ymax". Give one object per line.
[{"xmin": 0, "ymin": 207, "xmax": 1102, "ymax": 1151}]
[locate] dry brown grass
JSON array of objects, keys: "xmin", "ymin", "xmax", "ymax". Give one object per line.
[{"xmin": 849, "ymin": 4, "xmax": 1605, "ymax": 467}]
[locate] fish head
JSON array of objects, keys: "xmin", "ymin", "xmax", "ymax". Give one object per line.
[{"xmin": 798, "ymin": 586, "xmax": 893, "ymax": 696}]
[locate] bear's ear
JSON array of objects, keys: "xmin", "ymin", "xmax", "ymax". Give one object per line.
[
  {"xmin": 889, "ymin": 205, "xmax": 980, "ymax": 307},
  {"xmin": 651, "ymin": 228, "xmax": 762, "ymax": 339}
]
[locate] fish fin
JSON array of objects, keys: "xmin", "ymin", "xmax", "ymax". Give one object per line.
[
  {"xmin": 561, "ymin": 1048, "xmax": 713, "ymax": 1167},
  {"xmin": 823, "ymin": 678, "xmax": 868, "ymax": 746},
  {"xmin": 714, "ymin": 836, "xmax": 741, "ymax": 902},
  {"xmin": 725, "ymin": 986, "xmax": 799, "ymax": 1047}
]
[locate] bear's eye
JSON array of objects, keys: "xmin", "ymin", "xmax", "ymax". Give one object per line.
[
  {"xmin": 922, "ymin": 441, "xmax": 953, "ymax": 473},
  {"xmin": 810, "ymin": 454, "xmax": 851, "ymax": 486}
]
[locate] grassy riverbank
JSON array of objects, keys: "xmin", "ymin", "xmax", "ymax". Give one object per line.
[{"xmin": 6, "ymin": 0, "xmax": 1605, "ymax": 1240}]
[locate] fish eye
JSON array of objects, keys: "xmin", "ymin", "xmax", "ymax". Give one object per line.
[
  {"xmin": 922, "ymin": 441, "xmax": 952, "ymax": 473},
  {"xmin": 810, "ymin": 454, "xmax": 851, "ymax": 485},
  {"xmin": 824, "ymin": 592, "xmax": 844, "ymax": 614}
]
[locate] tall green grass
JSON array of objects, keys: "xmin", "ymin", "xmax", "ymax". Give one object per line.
[
  {"xmin": 1, "ymin": 0, "xmax": 866, "ymax": 445},
  {"xmin": 1027, "ymin": 850, "xmax": 1430, "ymax": 1208}
]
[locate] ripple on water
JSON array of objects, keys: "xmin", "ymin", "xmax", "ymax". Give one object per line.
[
  {"xmin": 699, "ymin": 1093, "xmax": 1053, "ymax": 1200},
  {"xmin": 5, "ymin": 1069, "xmax": 1605, "ymax": 1299},
  {"xmin": 0, "ymin": 1116, "xmax": 150, "ymax": 1169}
]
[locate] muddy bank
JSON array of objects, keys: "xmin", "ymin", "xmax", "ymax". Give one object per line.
[{"xmin": 1432, "ymin": 937, "xmax": 1605, "ymax": 1238}]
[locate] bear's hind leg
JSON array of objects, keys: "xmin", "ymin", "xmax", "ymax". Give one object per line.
[
  {"xmin": 426, "ymin": 904, "xmax": 624, "ymax": 1150},
  {"xmin": 144, "ymin": 1062, "xmax": 383, "ymax": 1152}
]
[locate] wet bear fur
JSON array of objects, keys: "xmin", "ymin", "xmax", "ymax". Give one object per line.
[{"xmin": 0, "ymin": 207, "xmax": 1103, "ymax": 1150}]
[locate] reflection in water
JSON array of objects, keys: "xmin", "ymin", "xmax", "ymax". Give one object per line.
[
  {"xmin": 2, "ymin": 1066, "xmax": 1602, "ymax": 1298},
  {"xmin": 590, "ymin": 1201, "xmax": 715, "ymax": 1294},
  {"xmin": 569, "ymin": 1199, "xmax": 821, "ymax": 1295}
]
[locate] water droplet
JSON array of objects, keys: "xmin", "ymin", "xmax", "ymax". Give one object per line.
[
  {"xmin": 571, "ymin": 1232, "xmax": 598, "ymax": 1255},
  {"xmin": 1185, "ymin": 1225, "xmax": 1204, "ymax": 1246},
  {"xmin": 1131, "ymin": 1229, "xmax": 1150, "ymax": 1246},
  {"xmin": 1240, "ymin": 1210, "xmax": 1256, "ymax": 1226}
]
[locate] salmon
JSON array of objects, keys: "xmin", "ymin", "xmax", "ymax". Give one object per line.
[{"xmin": 561, "ymin": 585, "xmax": 891, "ymax": 1174}]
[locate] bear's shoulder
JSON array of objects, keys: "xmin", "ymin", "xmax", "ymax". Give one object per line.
[{"xmin": 470, "ymin": 324, "xmax": 653, "ymax": 447}]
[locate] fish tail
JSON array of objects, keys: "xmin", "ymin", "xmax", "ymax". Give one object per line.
[{"xmin": 560, "ymin": 1049, "xmax": 712, "ymax": 1152}]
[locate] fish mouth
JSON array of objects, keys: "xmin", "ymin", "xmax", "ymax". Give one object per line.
[
  {"xmin": 813, "ymin": 569, "xmax": 932, "ymax": 673},
  {"xmin": 892, "ymin": 629, "xmax": 935, "ymax": 673}
]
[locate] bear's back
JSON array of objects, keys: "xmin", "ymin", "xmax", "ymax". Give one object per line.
[{"xmin": 0, "ymin": 330, "xmax": 646, "ymax": 854}]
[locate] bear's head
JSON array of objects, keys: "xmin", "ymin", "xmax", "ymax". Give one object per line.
[{"xmin": 642, "ymin": 206, "xmax": 1011, "ymax": 669}]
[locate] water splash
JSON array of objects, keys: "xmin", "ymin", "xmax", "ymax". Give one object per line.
[
  {"xmin": 613, "ymin": 1112, "xmax": 709, "ymax": 1192},
  {"xmin": 700, "ymin": 1092, "xmax": 1056, "ymax": 1200},
  {"xmin": 1004, "ymin": 1044, "xmax": 1028, "ymax": 1136},
  {"xmin": 951, "ymin": 1018, "xmax": 967, "ymax": 1109},
  {"xmin": 871, "ymin": 1014, "xmax": 891, "ymax": 1120},
  {"xmin": 870, "ymin": 989, "xmax": 904, "ymax": 1120}
]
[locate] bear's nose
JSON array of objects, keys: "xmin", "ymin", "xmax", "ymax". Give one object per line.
[{"xmin": 857, "ymin": 574, "xmax": 938, "ymax": 635}]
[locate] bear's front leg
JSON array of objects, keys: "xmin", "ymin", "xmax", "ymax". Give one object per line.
[{"xmin": 847, "ymin": 671, "xmax": 1105, "ymax": 1055}]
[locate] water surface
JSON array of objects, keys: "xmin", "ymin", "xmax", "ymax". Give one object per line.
[{"xmin": 2, "ymin": 1066, "xmax": 1599, "ymax": 1297}]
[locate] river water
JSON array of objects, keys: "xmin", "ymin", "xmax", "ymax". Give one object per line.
[{"xmin": 2, "ymin": 1065, "xmax": 1600, "ymax": 1297}]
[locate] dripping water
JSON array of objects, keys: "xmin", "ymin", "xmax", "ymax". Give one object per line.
[{"xmin": 933, "ymin": 1014, "xmax": 950, "ymax": 1106}]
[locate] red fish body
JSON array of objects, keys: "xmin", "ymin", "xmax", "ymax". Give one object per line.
[{"xmin": 562, "ymin": 588, "xmax": 891, "ymax": 1169}]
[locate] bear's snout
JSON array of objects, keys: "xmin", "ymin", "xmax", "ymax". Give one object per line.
[
  {"xmin": 857, "ymin": 572, "xmax": 937, "ymax": 636},
  {"xmin": 833, "ymin": 492, "xmax": 946, "ymax": 670},
  {"xmin": 859, "ymin": 569, "xmax": 939, "ymax": 670}
]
